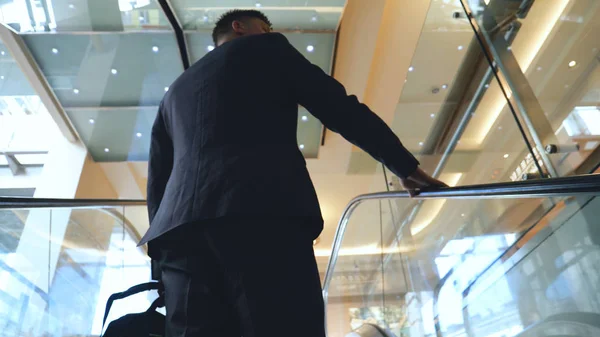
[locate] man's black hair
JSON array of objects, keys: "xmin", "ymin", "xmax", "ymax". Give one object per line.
[{"xmin": 212, "ymin": 10, "xmax": 272, "ymax": 44}]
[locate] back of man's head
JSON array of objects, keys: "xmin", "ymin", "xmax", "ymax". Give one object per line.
[{"xmin": 212, "ymin": 10, "xmax": 272, "ymax": 46}]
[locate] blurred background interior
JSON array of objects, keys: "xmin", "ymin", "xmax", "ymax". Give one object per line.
[{"xmin": 0, "ymin": 0, "xmax": 599, "ymax": 336}]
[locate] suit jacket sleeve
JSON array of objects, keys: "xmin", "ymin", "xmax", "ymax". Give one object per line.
[
  {"xmin": 274, "ymin": 33, "xmax": 419, "ymax": 178},
  {"xmin": 147, "ymin": 101, "xmax": 174, "ymax": 225}
]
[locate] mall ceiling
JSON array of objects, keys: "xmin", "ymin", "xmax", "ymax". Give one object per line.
[{"xmin": 0, "ymin": 0, "xmax": 344, "ymax": 161}]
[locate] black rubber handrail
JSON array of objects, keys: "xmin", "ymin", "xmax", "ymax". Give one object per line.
[
  {"xmin": 0, "ymin": 197, "xmax": 146, "ymax": 209},
  {"xmin": 516, "ymin": 312, "xmax": 600, "ymax": 337}
]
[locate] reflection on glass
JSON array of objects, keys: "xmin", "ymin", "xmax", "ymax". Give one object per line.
[
  {"xmin": 0, "ymin": 205, "xmax": 152, "ymax": 336},
  {"xmin": 326, "ymin": 189, "xmax": 600, "ymax": 337},
  {"xmin": 468, "ymin": 0, "xmax": 600, "ymax": 176},
  {"xmin": 460, "ymin": 196, "xmax": 600, "ymax": 337},
  {"xmin": 0, "ymin": 0, "xmax": 169, "ymax": 33}
]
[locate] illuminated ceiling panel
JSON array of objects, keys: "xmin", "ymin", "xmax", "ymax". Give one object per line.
[
  {"xmin": 392, "ymin": 0, "xmax": 474, "ymax": 153},
  {"xmin": 66, "ymin": 105, "xmax": 322, "ymax": 162},
  {"xmin": 7, "ymin": 0, "xmax": 337, "ymax": 162},
  {"xmin": 170, "ymin": 0, "xmax": 345, "ymax": 31},
  {"xmin": 22, "ymin": 33, "xmax": 183, "ymax": 107},
  {"xmin": 66, "ymin": 107, "xmax": 155, "ymax": 161},
  {"xmin": 186, "ymin": 31, "xmax": 334, "ymax": 70}
]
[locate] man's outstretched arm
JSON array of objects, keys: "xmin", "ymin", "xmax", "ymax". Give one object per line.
[{"xmin": 274, "ymin": 33, "xmax": 446, "ymax": 192}]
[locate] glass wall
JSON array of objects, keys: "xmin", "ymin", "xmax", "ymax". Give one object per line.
[
  {"xmin": 460, "ymin": 195, "xmax": 600, "ymax": 337},
  {"xmin": 0, "ymin": 204, "xmax": 152, "ymax": 337},
  {"xmin": 466, "ymin": 0, "xmax": 600, "ymax": 177},
  {"xmin": 386, "ymin": 0, "xmax": 546, "ymax": 190},
  {"xmin": 325, "ymin": 190, "xmax": 600, "ymax": 337}
]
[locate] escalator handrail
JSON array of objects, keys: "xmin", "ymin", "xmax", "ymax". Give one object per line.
[
  {"xmin": 0, "ymin": 197, "xmax": 146, "ymax": 209},
  {"xmin": 515, "ymin": 312, "xmax": 600, "ymax": 337},
  {"xmin": 322, "ymin": 174, "xmax": 600, "ymax": 299}
]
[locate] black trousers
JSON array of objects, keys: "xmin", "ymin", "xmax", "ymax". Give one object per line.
[{"xmin": 156, "ymin": 217, "xmax": 325, "ymax": 337}]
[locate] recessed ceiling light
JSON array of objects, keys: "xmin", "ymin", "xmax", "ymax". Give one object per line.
[
  {"xmin": 0, "ymin": 51, "xmax": 5, "ymax": 56},
  {"xmin": 51, "ymin": 48, "xmax": 58, "ymax": 54},
  {"xmin": 430, "ymin": 113, "xmax": 435, "ymax": 118},
  {"xmin": 311, "ymin": 15, "xmax": 318, "ymax": 22},
  {"xmin": 301, "ymin": 115, "xmax": 308, "ymax": 122},
  {"xmin": 306, "ymin": 45, "xmax": 315, "ymax": 52},
  {"xmin": 203, "ymin": 15, "xmax": 209, "ymax": 22},
  {"xmin": 457, "ymin": 45, "xmax": 464, "ymax": 51},
  {"xmin": 536, "ymin": 66, "xmax": 543, "ymax": 71},
  {"xmin": 0, "ymin": 76, "xmax": 4, "ymax": 80},
  {"xmin": 104, "ymin": 148, "xmax": 110, "ymax": 153},
  {"xmin": 152, "ymin": 46, "xmax": 159, "ymax": 53},
  {"xmin": 136, "ymin": 132, "xmax": 142, "ymax": 138},
  {"xmin": 441, "ymin": 84, "xmax": 448, "ymax": 89},
  {"xmin": 68, "ymin": 3, "xmax": 75, "ymax": 9},
  {"xmin": 503, "ymin": 153, "xmax": 509, "ymax": 159},
  {"xmin": 89, "ymin": 118, "xmax": 95, "ymax": 124},
  {"xmin": 73, "ymin": 88, "xmax": 80, "ymax": 94},
  {"xmin": 111, "ymin": 68, "xmax": 118, "ymax": 75},
  {"xmin": 408, "ymin": 66, "xmax": 414, "ymax": 72},
  {"xmin": 419, "ymin": 141, "xmax": 424, "ymax": 146},
  {"xmin": 568, "ymin": 60, "xmax": 577, "ymax": 68},
  {"xmin": 207, "ymin": 45, "xmax": 215, "ymax": 52},
  {"xmin": 164, "ymin": 86, "xmax": 169, "ymax": 92},
  {"xmin": 255, "ymin": 2, "xmax": 261, "ymax": 7},
  {"xmin": 299, "ymin": 144, "xmax": 305, "ymax": 150}
]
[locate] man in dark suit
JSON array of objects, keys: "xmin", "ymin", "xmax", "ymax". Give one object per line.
[{"xmin": 139, "ymin": 9, "xmax": 446, "ymax": 337}]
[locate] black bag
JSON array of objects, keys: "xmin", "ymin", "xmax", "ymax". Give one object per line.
[{"xmin": 101, "ymin": 282, "xmax": 165, "ymax": 337}]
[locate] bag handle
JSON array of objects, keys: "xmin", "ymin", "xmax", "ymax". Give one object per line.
[{"xmin": 101, "ymin": 282, "xmax": 163, "ymax": 334}]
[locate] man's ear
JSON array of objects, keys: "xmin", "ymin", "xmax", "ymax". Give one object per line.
[{"xmin": 232, "ymin": 20, "xmax": 245, "ymax": 34}]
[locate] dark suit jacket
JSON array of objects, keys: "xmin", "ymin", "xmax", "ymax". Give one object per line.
[{"xmin": 139, "ymin": 33, "xmax": 419, "ymax": 256}]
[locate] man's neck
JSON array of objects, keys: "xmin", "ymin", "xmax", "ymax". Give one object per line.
[{"xmin": 217, "ymin": 35, "xmax": 237, "ymax": 47}]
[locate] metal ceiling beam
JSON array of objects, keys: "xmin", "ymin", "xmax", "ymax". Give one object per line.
[
  {"xmin": 5, "ymin": 154, "xmax": 24, "ymax": 175},
  {"xmin": 65, "ymin": 106, "xmax": 159, "ymax": 111},
  {"xmin": 20, "ymin": 30, "xmax": 173, "ymax": 35},
  {"xmin": 0, "ymin": 23, "xmax": 79, "ymax": 142},
  {"xmin": 157, "ymin": 0, "xmax": 190, "ymax": 69}
]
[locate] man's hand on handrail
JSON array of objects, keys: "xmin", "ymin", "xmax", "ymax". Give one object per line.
[{"xmin": 400, "ymin": 167, "xmax": 448, "ymax": 197}]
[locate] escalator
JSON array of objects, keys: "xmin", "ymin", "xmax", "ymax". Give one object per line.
[{"xmin": 1, "ymin": 176, "xmax": 598, "ymax": 336}]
